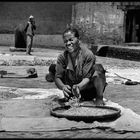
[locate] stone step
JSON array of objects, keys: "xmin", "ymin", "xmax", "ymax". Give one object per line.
[
  {"xmin": 91, "ymin": 44, "xmax": 140, "ymax": 61},
  {"xmin": 0, "ymin": 53, "xmax": 57, "ymax": 66}
]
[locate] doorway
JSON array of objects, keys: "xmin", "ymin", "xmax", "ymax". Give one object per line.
[{"xmin": 125, "ymin": 10, "xmax": 140, "ymax": 43}]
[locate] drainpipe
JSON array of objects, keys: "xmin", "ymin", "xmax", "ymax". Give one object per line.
[
  {"xmin": 71, "ymin": 3, "xmax": 76, "ymax": 25},
  {"xmin": 123, "ymin": 10, "xmax": 127, "ymax": 43}
]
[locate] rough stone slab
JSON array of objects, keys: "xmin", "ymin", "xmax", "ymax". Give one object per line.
[
  {"xmin": 0, "ymin": 99, "xmax": 51, "ymax": 118},
  {"xmin": 1, "ymin": 117, "xmax": 91, "ymax": 132},
  {"xmin": 0, "ymin": 86, "xmax": 64, "ymax": 99},
  {"xmin": 0, "ymin": 53, "xmax": 57, "ymax": 66},
  {"xmin": 94, "ymin": 45, "xmax": 140, "ymax": 61},
  {"xmin": 2, "ymin": 100, "xmax": 140, "ymax": 132},
  {"xmin": 0, "ymin": 117, "xmax": 4, "ymax": 132}
]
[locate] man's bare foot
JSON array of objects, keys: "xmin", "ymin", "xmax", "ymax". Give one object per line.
[{"xmin": 95, "ymin": 99, "xmax": 105, "ymax": 106}]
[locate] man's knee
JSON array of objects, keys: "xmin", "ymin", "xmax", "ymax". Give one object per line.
[
  {"xmin": 45, "ymin": 64, "xmax": 56, "ymax": 82},
  {"xmin": 93, "ymin": 64, "xmax": 106, "ymax": 74},
  {"xmin": 49, "ymin": 64, "xmax": 56, "ymax": 75},
  {"xmin": 91, "ymin": 71, "xmax": 106, "ymax": 94},
  {"xmin": 92, "ymin": 64, "xmax": 106, "ymax": 82}
]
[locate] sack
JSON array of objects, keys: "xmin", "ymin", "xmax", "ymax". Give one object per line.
[
  {"xmin": 15, "ymin": 24, "xmax": 27, "ymax": 48},
  {"xmin": 124, "ymin": 80, "xmax": 139, "ymax": 85},
  {"xmin": 26, "ymin": 68, "xmax": 38, "ymax": 78}
]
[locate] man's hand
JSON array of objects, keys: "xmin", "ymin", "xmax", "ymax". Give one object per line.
[
  {"xmin": 72, "ymin": 85, "xmax": 81, "ymax": 99},
  {"xmin": 62, "ymin": 85, "xmax": 72, "ymax": 99}
]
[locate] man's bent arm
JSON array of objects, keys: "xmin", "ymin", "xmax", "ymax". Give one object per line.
[
  {"xmin": 76, "ymin": 78, "xmax": 90, "ymax": 91},
  {"xmin": 55, "ymin": 77, "xmax": 65, "ymax": 90}
]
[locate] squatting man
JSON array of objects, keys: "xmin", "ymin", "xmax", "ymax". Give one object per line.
[{"xmin": 46, "ymin": 27, "xmax": 107, "ymax": 106}]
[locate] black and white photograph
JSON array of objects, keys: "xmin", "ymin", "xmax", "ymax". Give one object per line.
[{"xmin": 0, "ymin": 1, "xmax": 140, "ymax": 139}]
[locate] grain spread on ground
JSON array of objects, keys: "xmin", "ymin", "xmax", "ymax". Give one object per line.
[{"xmin": 60, "ymin": 107, "xmax": 117, "ymax": 116}]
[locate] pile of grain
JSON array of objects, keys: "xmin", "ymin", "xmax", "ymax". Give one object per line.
[{"xmin": 61, "ymin": 107, "xmax": 116, "ymax": 116}]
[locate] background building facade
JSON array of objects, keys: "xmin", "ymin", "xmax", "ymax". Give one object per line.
[
  {"xmin": 72, "ymin": 2, "xmax": 140, "ymax": 44},
  {"xmin": 0, "ymin": 2, "xmax": 73, "ymax": 34},
  {"xmin": 1, "ymin": 2, "xmax": 140, "ymax": 45}
]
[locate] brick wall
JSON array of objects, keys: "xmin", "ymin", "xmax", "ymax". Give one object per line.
[{"xmin": 72, "ymin": 2, "xmax": 124, "ymax": 45}]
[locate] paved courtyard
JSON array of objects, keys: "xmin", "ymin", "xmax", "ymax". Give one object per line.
[{"xmin": 0, "ymin": 46, "xmax": 140, "ymax": 138}]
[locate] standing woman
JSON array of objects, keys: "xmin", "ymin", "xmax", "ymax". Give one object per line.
[{"xmin": 25, "ymin": 15, "xmax": 36, "ymax": 55}]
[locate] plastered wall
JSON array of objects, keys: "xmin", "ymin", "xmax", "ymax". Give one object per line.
[{"xmin": 0, "ymin": 2, "xmax": 73, "ymax": 34}]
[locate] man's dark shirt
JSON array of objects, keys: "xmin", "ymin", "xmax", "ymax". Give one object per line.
[{"xmin": 55, "ymin": 43, "xmax": 96, "ymax": 87}]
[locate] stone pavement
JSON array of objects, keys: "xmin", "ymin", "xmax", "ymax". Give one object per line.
[
  {"xmin": 0, "ymin": 45, "xmax": 140, "ymax": 138},
  {"xmin": 0, "ymin": 85, "xmax": 140, "ymax": 139},
  {"xmin": 0, "ymin": 46, "xmax": 61, "ymax": 66}
]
